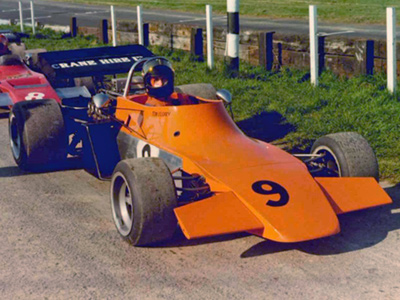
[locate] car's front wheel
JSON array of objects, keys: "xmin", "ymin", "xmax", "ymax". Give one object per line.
[
  {"xmin": 110, "ymin": 157, "xmax": 178, "ymax": 246},
  {"xmin": 310, "ymin": 132, "xmax": 379, "ymax": 181}
]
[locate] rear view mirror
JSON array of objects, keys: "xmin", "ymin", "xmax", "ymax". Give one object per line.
[
  {"xmin": 216, "ymin": 89, "xmax": 232, "ymax": 104},
  {"xmin": 92, "ymin": 93, "xmax": 110, "ymax": 109}
]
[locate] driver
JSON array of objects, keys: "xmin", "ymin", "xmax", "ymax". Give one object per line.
[
  {"xmin": 142, "ymin": 57, "xmax": 197, "ymax": 106},
  {"xmin": 0, "ymin": 34, "xmax": 10, "ymax": 56}
]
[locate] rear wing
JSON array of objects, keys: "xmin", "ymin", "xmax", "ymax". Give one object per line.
[{"xmin": 36, "ymin": 45, "xmax": 154, "ymax": 82}]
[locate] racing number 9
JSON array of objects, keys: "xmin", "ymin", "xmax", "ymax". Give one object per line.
[{"xmin": 252, "ymin": 180, "xmax": 289, "ymax": 207}]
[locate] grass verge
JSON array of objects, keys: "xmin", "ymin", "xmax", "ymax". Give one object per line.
[{"xmin": 3, "ymin": 26, "xmax": 400, "ymax": 182}]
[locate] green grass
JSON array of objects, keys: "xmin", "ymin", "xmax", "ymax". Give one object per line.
[
  {"xmin": 0, "ymin": 25, "xmax": 101, "ymax": 50},
  {"xmin": 3, "ymin": 26, "xmax": 400, "ymax": 182},
  {"xmin": 57, "ymin": 0, "xmax": 400, "ymax": 24}
]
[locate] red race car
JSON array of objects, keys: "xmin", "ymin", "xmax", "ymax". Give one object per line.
[{"xmin": 0, "ymin": 34, "xmax": 61, "ymax": 107}]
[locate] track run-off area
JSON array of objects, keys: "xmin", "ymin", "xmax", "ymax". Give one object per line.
[{"xmin": 0, "ymin": 115, "xmax": 399, "ymax": 299}]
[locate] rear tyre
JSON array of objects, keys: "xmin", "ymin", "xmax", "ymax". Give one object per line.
[
  {"xmin": 110, "ymin": 158, "xmax": 177, "ymax": 246},
  {"xmin": 311, "ymin": 132, "xmax": 379, "ymax": 181},
  {"xmin": 9, "ymin": 99, "xmax": 67, "ymax": 171}
]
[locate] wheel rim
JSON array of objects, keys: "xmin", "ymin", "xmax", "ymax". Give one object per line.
[
  {"xmin": 312, "ymin": 146, "xmax": 341, "ymax": 177},
  {"xmin": 9, "ymin": 113, "xmax": 21, "ymax": 160},
  {"xmin": 111, "ymin": 172, "xmax": 134, "ymax": 237}
]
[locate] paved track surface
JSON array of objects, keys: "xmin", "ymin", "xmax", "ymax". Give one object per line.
[
  {"xmin": 0, "ymin": 0, "xmax": 396, "ymax": 39},
  {"xmin": 0, "ymin": 114, "xmax": 399, "ymax": 299}
]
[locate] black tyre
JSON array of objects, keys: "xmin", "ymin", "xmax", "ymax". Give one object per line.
[
  {"xmin": 0, "ymin": 54, "xmax": 23, "ymax": 66},
  {"xmin": 9, "ymin": 99, "xmax": 67, "ymax": 170},
  {"xmin": 110, "ymin": 158, "xmax": 177, "ymax": 246},
  {"xmin": 175, "ymin": 83, "xmax": 217, "ymax": 99},
  {"xmin": 310, "ymin": 132, "xmax": 379, "ymax": 180}
]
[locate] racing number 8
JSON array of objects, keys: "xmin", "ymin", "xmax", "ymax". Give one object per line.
[
  {"xmin": 25, "ymin": 92, "xmax": 45, "ymax": 101},
  {"xmin": 252, "ymin": 180, "xmax": 289, "ymax": 207}
]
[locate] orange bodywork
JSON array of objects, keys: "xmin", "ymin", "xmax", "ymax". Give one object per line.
[{"xmin": 115, "ymin": 94, "xmax": 392, "ymax": 243}]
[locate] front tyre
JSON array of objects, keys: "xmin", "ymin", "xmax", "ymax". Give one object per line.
[
  {"xmin": 110, "ymin": 158, "xmax": 177, "ymax": 246},
  {"xmin": 310, "ymin": 132, "xmax": 379, "ymax": 181}
]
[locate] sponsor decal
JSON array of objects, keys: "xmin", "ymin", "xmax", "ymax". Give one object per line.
[
  {"xmin": 152, "ymin": 111, "xmax": 171, "ymax": 117},
  {"xmin": 51, "ymin": 55, "xmax": 144, "ymax": 69},
  {"xmin": 6, "ymin": 74, "xmax": 30, "ymax": 79}
]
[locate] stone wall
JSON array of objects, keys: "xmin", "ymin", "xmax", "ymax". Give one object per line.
[{"xmin": 78, "ymin": 20, "xmax": 398, "ymax": 77}]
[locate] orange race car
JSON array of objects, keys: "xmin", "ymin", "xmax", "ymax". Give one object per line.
[{"xmin": 8, "ymin": 45, "xmax": 392, "ymax": 246}]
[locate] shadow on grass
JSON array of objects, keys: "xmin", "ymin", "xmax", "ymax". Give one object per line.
[
  {"xmin": 236, "ymin": 111, "xmax": 295, "ymax": 142},
  {"xmin": 240, "ymin": 184, "xmax": 400, "ymax": 258}
]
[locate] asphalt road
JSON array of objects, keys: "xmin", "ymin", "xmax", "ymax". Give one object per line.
[
  {"xmin": 0, "ymin": 113, "xmax": 399, "ymax": 299},
  {"xmin": 0, "ymin": 0, "xmax": 396, "ymax": 39}
]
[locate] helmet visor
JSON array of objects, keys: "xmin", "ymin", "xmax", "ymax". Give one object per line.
[{"xmin": 149, "ymin": 75, "xmax": 169, "ymax": 88}]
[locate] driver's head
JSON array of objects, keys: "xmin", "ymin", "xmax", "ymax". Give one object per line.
[
  {"xmin": 0, "ymin": 34, "xmax": 9, "ymax": 55},
  {"xmin": 142, "ymin": 57, "xmax": 174, "ymax": 99}
]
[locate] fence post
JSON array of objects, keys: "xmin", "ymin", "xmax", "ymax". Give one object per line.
[
  {"xmin": 18, "ymin": 2, "xmax": 24, "ymax": 33},
  {"xmin": 259, "ymin": 31, "xmax": 274, "ymax": 71},
  {"xmin": 137, "ymin": 5, "xmax": 144, "ymax": 45},
  {"xmin": 30, "ymin": 1, "xmax": 35, "ymax": 35},
  {"xmin": 100, "ymin": 19, "xmax": 108, "ymax": 44},
  {"xmin": 226, "ymin": 0, "xmax": 240, "ymax": 73},
  {"xmin": 318, "ymin": 36, "xmax": 325, "ymax": 75},
  {"xmin": 206, "ymin": 5, "xmax": 214, "ymax": 69},
  {"xmin": 366, "ymin": 40, "xmax": 374, "ymax": 75},
  {"xmin": 170, "ymin": 25, "xmax": 174, "ymax": 51},
  {"xmin": 277, "ymin": 43, "xmax": 283, "ymax": 67},
  {"xmin": 70, "ymin": 17, "xmax": 77, "ymax": 37},
  {"xmin": 387, "ymin": 7, "xmax": 396, "ymax": 94},
  {"xmin": 309, "ymin": 5, "xmax": 318, "ymax": 86},
  {"xmin": 143, "ymin": 23, "xmax": 149, "ymax": 47},
  {"xmin": 190, "ymin": 28, "xmax": 204, "ymax": 61},
  {"xmin": 111, "ymin": 5, "xmax": 117, "ymax": 47}
]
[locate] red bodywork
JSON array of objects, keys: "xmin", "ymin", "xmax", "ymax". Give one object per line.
[{"xmin": 0, "ymin": 64, "xmax": 60, "ymax": 105}]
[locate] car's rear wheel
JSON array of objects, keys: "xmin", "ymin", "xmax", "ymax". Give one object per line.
[
  {"xmin": 110, "ymin": 157, "xmax": 177, "ymax": 246},
  {"xmin": 310, "ymin": 132, "xmax": 379, "ymax": 181},
  {"xmin": 9, "ymin": 99, "xmax": 67, "ymax": 170}
]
